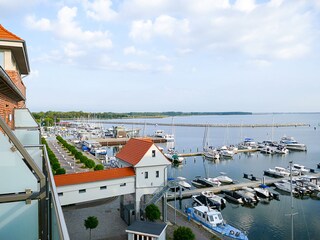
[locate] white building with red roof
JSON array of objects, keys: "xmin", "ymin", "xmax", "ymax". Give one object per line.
[{"xmin": 54, "ymin": 138, "xmax": 171, "ymax": 219}]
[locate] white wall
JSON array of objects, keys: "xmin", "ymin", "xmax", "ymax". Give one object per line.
[
  {"xmin": 135, "ymin": 165, "xmax": 167, "ymax": 189},
  {"xmin": 57, "ymin": 176, "xmax": 135, "ymax": 206}
]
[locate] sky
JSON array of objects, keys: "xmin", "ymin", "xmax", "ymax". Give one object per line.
[{"xmin": 1, "ymin": 0, "xmax": 320, "ymax": 113}]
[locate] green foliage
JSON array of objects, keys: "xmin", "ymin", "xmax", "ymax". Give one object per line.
[
  {"xmin": 94, "ymin": 164, "xmax": 104, "ymax": 171},
  {"xmin": 173, "ymin": 226, "xmax": 195, "ymax": 240},
  {"xmin": 145, "ymin": 204, "xmax": 161, "ymax": 221},
  {"xmin": 55, "ymin": 168, "xmax": 66, "ymax": 175},
  {"xmin": 84, "ymin": 216, "xmax": 99, "ymax": 240}
]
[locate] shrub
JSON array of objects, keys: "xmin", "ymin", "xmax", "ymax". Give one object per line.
[
  {"xmin": 145, "ymin": 204, "xmax": 161, "ymax": 221},
  {"xmin": 173, "ymin": 226, "xmax": 195, "ymax": 240},
  {"xmin": 94, "ymin": 164, "xmax": 104, "ymax": 171}
]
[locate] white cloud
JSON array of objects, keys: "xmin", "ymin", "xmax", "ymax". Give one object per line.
[
  {"xmin": 123, "ymin": 46, "xmax": 147, "ymax": 56},
  {"xmin": 26, "ymin": 15, "xmax": 52, "ymax": 31},
  {"xmin": 63, "ymin": 42, "xmax": 86, "ymax": 58},
  {"xmin": 125, "ymin": 62, "xmax": 150, "ymax": 71},
  {"xmin": 155, "ymin": 55, "xmax": 170, "ymax": 61},
  {"xmin": 129, "ymin": 15, "xmax": 190, "ymax": 42},
  {"xmin": 234, "ymin": 0, "xmax": 256, "ymax": 12},
  {"xmin": 129, "ymin": 20, "xmax": 153, "ymax": 41},
  {"xmin": 83, "ymin": 0, "xmax": 117, "ymax": 21},
  {"xmin": 156, "ymin": 64, "xmax": 173, "ymax": 73}
]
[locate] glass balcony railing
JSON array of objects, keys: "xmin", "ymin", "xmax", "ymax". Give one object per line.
[{"xmin": 0, "ymin": 109, "xmax": 69, "ymax": 239}]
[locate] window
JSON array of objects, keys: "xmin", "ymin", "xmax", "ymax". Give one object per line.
[
  {"xmin": 156, "ymin": 171, "xmax": 159, "ymax": 178},
  {"xmin": 79, "ymin": 189, "xmax": 86, "ymax": 193},
  {"xmin": 145, "ymin": 171, "xmax": 148, "ymax": 179},
  {"xmin": 152, "ymin": 150, "xmax": 156, "ymax": 157},
  {"xmin": 58, "ymin": 192, "xmax": 63, "ymax": 197},
  {"xmin": 0, "ymin": 51, "xmax": 4, "ymax": 68},
  {"xmin": 120, "ymin": 183, "xmax": 126, "ymax": 187},
  {"xmin": 100, "ymin": 186, "xmax": 107, "ymax": 190}
]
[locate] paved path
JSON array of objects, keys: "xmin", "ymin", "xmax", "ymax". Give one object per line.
[
  {"xmin": 63, "ymin": 197, "xmax": 127, "ymax": 240},
  {"xmin": 47, "ymin": 139, "xmax": 88, "ymax": 173}
]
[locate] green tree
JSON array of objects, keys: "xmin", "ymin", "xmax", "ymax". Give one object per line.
[
  {"xmin": 84, "ymin": 216, "xmax": 99, "ymax": 240},
  {"xmin": 145, "ymin": 204, "xmax": 161, "ymax": 221},
  {"xmin": 55, "ymin": 168, "xmax": 66, "ymax": 175},
  {"xmin": 94, "ymin": 164, "xmax": 104, "ymax": 171},
  {"xmin": 173, "ymin": 226, "xmax": 195, "ymax": 240}
]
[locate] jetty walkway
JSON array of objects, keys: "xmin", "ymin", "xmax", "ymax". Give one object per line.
[
  {"xmin": 167, "ymin": 172, "xmax": 320, "ymax": 200},
  {"xmin": 89, "ymin": 121, "xmax": 309, "ymax": 128}
]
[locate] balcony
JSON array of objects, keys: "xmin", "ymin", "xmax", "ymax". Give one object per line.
[{"xmin": 0, "ymin": 109, "xmax": 69, "ymax": 239}]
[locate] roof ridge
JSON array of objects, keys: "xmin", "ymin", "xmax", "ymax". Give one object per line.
[{"xmin": 0, "ymin": 24, "xmax": 23, "ymax": 41}]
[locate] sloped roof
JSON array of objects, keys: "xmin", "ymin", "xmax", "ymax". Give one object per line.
[
  {"xmin": 116, "ymin": 138, "xmax": 153, "ymax": 166},
  {"xmin": 54, "ymin": 167, "xmax": 135, "ymax": 187},
  {"xmin": 126, "ymin": 221, "xmax": 167, "ymax": 237},
  {"xmin": 0, "ymin": 24, "xmax": 22, "ymax": 41}
]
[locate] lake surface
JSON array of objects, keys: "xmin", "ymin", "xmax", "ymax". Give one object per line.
[{"xmin": 102, "ymin": 114, "xmax": 320, "ymax": 240}]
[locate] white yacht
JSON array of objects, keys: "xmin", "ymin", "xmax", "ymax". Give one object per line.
[
  {"xmin": 215, "ymin": 173, "xmax": 233, "ymax": 184},
  {"xmin": 203, "ymin": 177, "xmax": 222, "ymax": 187},
  {"xmin": 274, "ymin": 180, "xmax": 297, "ymax": 193},
  {"xmin": 219, "ymin": 146, "xmax": 234, "ymax": 158},
  {"xmin": 201, "ymin": 191, "xmax": 227, "ymax": 205},
  {"xmin": 293, "ymin": 164, "xmax": 309, "ymax": 175},
  {"xmin": 176, "ymin": 176, "xmax": 192, "ymax": 189},
  {"xmin": 253, "ymin": 184, "xmax": 273, "ymax": 198},
  {"xmin": 280, "ymin": 136, "xmax": 307, "ymax": 151},
  {"xmin": 204, "ymin": 148, "xmax": 220, "ymax": 160}
]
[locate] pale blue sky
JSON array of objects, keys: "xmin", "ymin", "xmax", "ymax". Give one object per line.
[{"xmin": 1, "ymin": 0, "xmax": 320, "ymax": 112}]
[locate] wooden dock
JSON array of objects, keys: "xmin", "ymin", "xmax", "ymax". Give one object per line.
[
  {"xmin": 90, "ymin": 120, "xmax": 309, "ymax": 128},
  {"xmin": 167, "ymin": 172, "xmax": 320, "ymax": 199}
]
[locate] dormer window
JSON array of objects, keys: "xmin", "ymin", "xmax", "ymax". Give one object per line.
[{"xmin": 152, "ymin": 150, "xmax": 156, "ymax": 157}]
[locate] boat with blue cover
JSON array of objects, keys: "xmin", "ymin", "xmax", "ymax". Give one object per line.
[{"xmin": 185, "ymin": 205, "xmax": 248, "ymax": 240}]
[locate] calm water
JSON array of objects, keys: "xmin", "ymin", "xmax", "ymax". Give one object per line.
[{"xmin": 102, "ymin": 114, "xmax": 320, "ymax": 240}]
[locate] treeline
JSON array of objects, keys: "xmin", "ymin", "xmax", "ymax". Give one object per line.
[{"xmin": 32, "ymin": 111, "xmax": 252, "ymax": 126}]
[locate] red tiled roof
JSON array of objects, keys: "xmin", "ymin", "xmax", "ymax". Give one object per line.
[
  {"xmin": 116, "ymin": 138, "xmax": 153, "ymax": 166},
  {"xmin": 0, "ymin": 25, "xmax": 22, "ymax": 41},
  {"xmin": 54, "ymin": 167, "xmax": 135, "ymax": 187}
]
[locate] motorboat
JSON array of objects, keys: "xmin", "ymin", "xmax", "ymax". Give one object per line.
[
  {"xmin": 280, "ymin": 136, "xmax": 307, "ymax": 151},
  {"xmin": 274, "ymin": 167, "xmax": 291, "ymax": 177},
  {"xmin": 260, "ymin": 145, "xmax": 276, "ymax": 154},
  {"xmin": 164, "ymin": 152, "xmax": 184, "ymax": 163},
  {"xmin": 264, "ymin": 168, "xmax": 286, "ymax": 178},
  {"xmin": 215, "ymin": 173, "xmax": 233, "ymax": 184},
  {"xmin": 235, "ymin": 189, "xmax": 259, "ymax": 203},
  {"xmin": 204, "ymin": 148, "xmax": 220, "ymax": 160},
  {"xmin": 274, "ymin": 145, "xmax": 289, "ymax": 154},
  {"xmin": 192, "ymin": 195, "xmax": 221, "ymax": 209},
  {"xmin": 203, "ymin": 177, "xmax": 222, "ymax": 187},
  {"xmin": 185, "ymin": 206, "xmax": 248, "ymax": 240},
  {"xmin": 253, "ymin": 184, "xmax": 274, "ymax": 198},
  {"xmin": 219, "ymin": 146, "xmax": 234, "ymax": 158},
  {"xmin": 192, "ymin": 176, "xmax": 214, "ymax": 188},
  {"xmin": 274, "ymin": 180, "xmax": 297, "ymax": 194},
  {"xmin": 201, "ymin": 191, "xmax": 227, "ymax": 206},
  {"xmin": 176, "ymin": 176, "xmax": 192, "ymax": 189},
  {"xmin": 221, "ymin": 190, "xmax": 244, "ymax": 204},
  {"xmin": 238, "ymin": 138, "xmax": 258, "ymax": 151},
  {"xmin": 163, "ymin": 134, "xmax": 174, "ymax": 142},
  {"xmin": 292, "ymin": 164, "xmax": 309, "ymax": 175}
]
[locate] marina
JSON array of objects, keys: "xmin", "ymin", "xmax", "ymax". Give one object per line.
[
  {"xmin": 50, "ymin": 113, "xmax": 320, "ymax": 239},
  {"xmin": 99, "ymin": 114, "xmax": 320, "ymax": 240}
]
